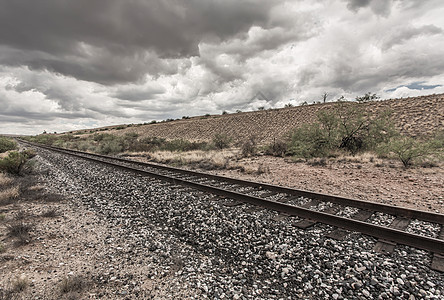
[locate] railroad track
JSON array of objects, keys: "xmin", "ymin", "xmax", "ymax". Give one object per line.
[{"xmin": 20, "ymin": 140, "xmax": 444, "ymax": 272}]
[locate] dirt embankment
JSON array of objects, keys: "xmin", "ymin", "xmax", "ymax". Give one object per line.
[{"xmin": 94, "ymin": 94, "xmax": 444, "ymax": 144}]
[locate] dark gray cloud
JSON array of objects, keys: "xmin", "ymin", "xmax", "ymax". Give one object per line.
[
  {"xmin": 345, "ymin": 0, "xmax": 393, "ymax": 16},
  {"xmin": 346, "ymin": 0, "xmax": 372, "ymax": 11},
  {"xmin": 0, "ymin": 0, "xmax": 281, "ymax": 85},
  {"xmin": 1, "ymin": 0, "xmax": 444, "ymax": 135},
  {"xmin": 381, "ymin": 24, "xmax": 443, "ymax": 50},
  {"xmin": 112, "ymin": 85, "xmax": 166, "ymax": 101}
]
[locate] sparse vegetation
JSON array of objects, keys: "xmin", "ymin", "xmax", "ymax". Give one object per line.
[
  {"xmin": 379, "ymin": 135, "xmax": 442, "ymax": 168},
  {"xmin": 0, "ymin": 137, "xmax": 17, "ymax": 153},
  {"xmin": 0, "ymin": 150, "xmax": 36, "ymax": 175},
  {"xmin": 265, "ymin": 139, "xmax": 287, "ymax": 157},
  {"xmin": 0, "ymin": 185, "xmax": 20, "ymax": 205},
  {"xmin": 212, "ymin": 134, "xmax": 232, "ymax": 150},
  {"xmin": 240, "ymin": 136, "xmax": 257, "ymax": 157},
  {"xmin": 7, "ymin": 221, "xmax": 33, "ymax": 245},
  {"xmin": 0, "ymin": 173, "xmax": 13, "ymax": 186},
  {"xmin": 284, "ymin": 102, "xmax": 397, "ymax": 159},
  {"xmin": 11, "ymin": 276, "xmax": 29, "ymax": 293},
  {"xmin": 41, "ymin": 208, "xmax": 59, "ymax": 218},
  {"xmin": 59, "ymin": 275, "xmax": 88, "ymax": 294}
]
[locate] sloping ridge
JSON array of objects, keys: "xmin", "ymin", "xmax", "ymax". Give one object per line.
[{"xmin": 103, "ymin": 94, "xmax": 444, "ymax": 144}]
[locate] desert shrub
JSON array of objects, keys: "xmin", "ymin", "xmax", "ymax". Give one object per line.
[
  {"xmin": 98, "ymin": 139, "xmax": 123, "ymax": 155},
  {"xmin": 380, "ymin": 136, "xmax": 437, "ymax": 168},
  {"xmin": 213, "ymin": 134, "xmax": 232, "ymax": 149},
  {"xmin": 0, "ymin": 151, "xmax": 35, "ymax": 175},
  {"xmin": 272, "ymin": 102, "xmax": 397, "ymax": 160},
  {"xmin": 0, "ymin": 137, "xmax": 17, "ymax": 153},
  {"xmin": 7, "ymin": 221, "xmax": 33, "ymax": 245},
  {"xmin": 139, "ymin": 137, "xmax": 167, "ymax": 152},
  {"xmin": 265, "ymin": 139, "xmax": 288, "ymax": 157},
  {"xmin": 241, "ymin": 136, "xmax": 257, "ymax": 157}
]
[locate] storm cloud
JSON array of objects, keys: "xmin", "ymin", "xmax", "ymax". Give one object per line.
[{"xmin": 1, "ymin": 0, "xmax": 444, "ymax": 135}]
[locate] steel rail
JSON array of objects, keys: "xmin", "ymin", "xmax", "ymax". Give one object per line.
[
  {"xmin": 21, "ymin": 140, "xmax": 444, "ymax": 225},
  {"xmin": 21, "ymin": 140, "xmax": 444, "ymax": 255}
]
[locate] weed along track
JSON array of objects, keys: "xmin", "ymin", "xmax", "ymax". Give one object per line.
[{"xmin": 21, "ymin": 140, "xmax": 444, "ymax": 273}]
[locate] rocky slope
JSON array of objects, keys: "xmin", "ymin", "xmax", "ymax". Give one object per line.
[{"xmin": 90, "ymin": 93, "xmax": 444, "ymax": 144}]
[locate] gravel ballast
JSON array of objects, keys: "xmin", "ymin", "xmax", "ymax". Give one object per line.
[{"xmin": 33, "ymin": 148, "xmax": 443, "ymax": 299}]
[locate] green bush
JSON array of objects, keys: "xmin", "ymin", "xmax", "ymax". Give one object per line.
[
  {"xmin": 0, "ymin": 137, "xmax": 17, "ymax": 153},
  {"xmin": 0, "ymin": 151, "xmax": 34, "ymax": 175},
  {"xmin": 380, "ymin": 136, "xmax": 432, "ymax": 168},
  {"xmin": 275, "ymin": 103, "xmax": 397, "ymax": 159},
  {"xmin": 98, "ymin": 140, "xmax": 123, "ymax": 155},
  {"xmin": 380, "ymin": 132, "xmax": 444, "ymax": 168}
]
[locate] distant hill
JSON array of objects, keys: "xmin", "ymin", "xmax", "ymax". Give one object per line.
[{"xmin": 71, "ymin": 94, "xmax": 444, "ymax": 144}]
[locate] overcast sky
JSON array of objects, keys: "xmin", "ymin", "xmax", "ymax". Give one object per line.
[{"xmin": 1, "ymin": 0, "xmax": 443, "ymax": 135}]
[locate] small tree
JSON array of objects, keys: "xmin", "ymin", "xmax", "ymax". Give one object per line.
[
  {"xmin": 322, "ymin": 92, "xmax": 328, "ymax": 103},
  {"xmin": 383, "ymin": 136, "xmax": 432, "ymax": 168}
]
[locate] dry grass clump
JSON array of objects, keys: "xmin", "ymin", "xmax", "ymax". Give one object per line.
[
  {"xmin": 333, "ymin": 152, "xmax": 383, "ymax": 165},
  {"xmin": 7, "ymin": 216, "xmax": 34, "ymax": 246},
  {"xmin": 11, "ymin": 276, "xmax": 29, "ymax": 292},
  {"xmin": 41, "ymin": 208, "xmax": 59, "ymax": 218},
  {"xmin": 0, "ymin": 185, "xmax": 20, "ymax": 205},
  {"xmin": 59, "ymin": 275, "xmax": 88, "ymax": 294},
  {"xmin": 0, "ymin": 173, "xmax": 13, "ymax": 186},
  {"xmin": 27, "ymin": 184, "xmax": 45, "ymax": 191}
]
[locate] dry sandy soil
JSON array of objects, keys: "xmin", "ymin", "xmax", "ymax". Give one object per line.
[
  {"xmin": 0, "ymin": 151, "xmax": 443, "ymax": 299},
  {"xmin": 205, "ymin": 156, "xmax": 444, "ymax": 214}
]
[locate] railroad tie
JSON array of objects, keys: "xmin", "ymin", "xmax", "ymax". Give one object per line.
[
  {"xmin": 326, "ymin": 209, "xmax": 374, "ymax": 240},
  {"xmin": 271, "ymin": 196, "xmax": 300, "ymax": 221},
  {"xmin": 430, "ymin": 225, "xmax": 444, "ymax": 272},
  {"xmin": 293, "ymin": 199, "xmax": 327, "ymax": 229},
  {"xmin": 373, "ymin": 217, "xmax": 411, "ymax": 254},
  {"xmin": 245, "ymin": 191, "xmax": 279, "ymax": 213}
]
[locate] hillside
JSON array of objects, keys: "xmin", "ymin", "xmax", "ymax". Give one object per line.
[{"xmin": 75, "ymin": 94, "xmax": 444, "ymax": 144}]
